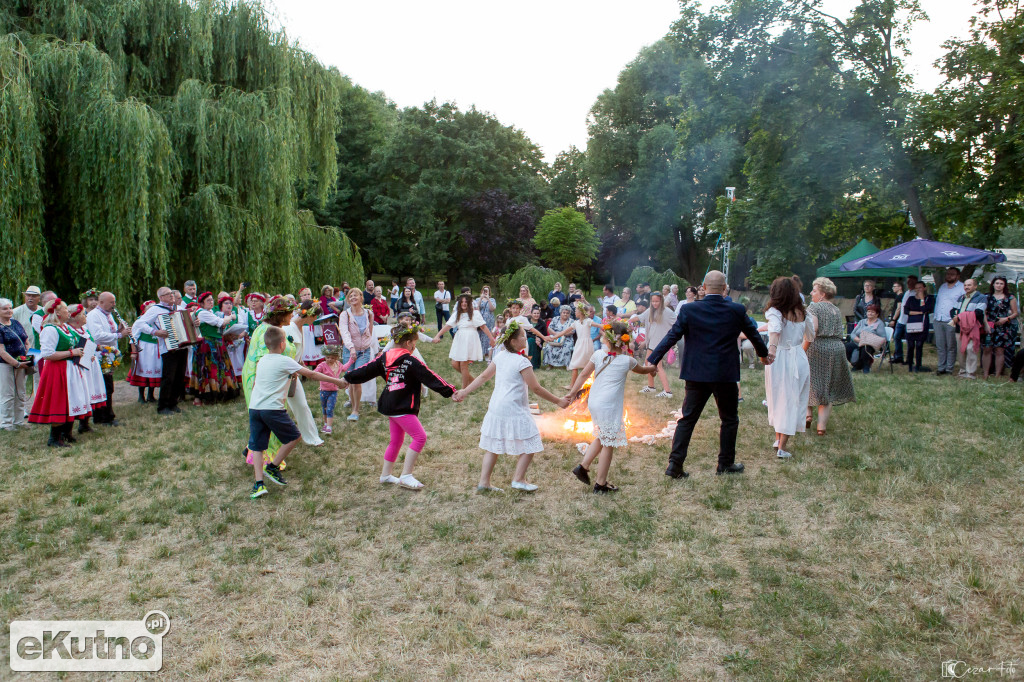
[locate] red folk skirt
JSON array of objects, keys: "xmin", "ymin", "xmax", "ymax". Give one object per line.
[{"xmin": 28, "ymin": 358, "xmax": 93, "ymax": 424}]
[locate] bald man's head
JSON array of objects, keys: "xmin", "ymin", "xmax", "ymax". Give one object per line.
[
  {"xmin": 98, "ymin": 292, "xmax": 116, "ymax": 312},
  {"xmin": 703, "ymin": 271, "xmax": 726, "ymax": 294}
]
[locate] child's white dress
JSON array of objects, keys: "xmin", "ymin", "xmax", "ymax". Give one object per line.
[
  {"xmin": 448, "ymin": 310, "xmax": 488, "ymax": 362},
  {"xmin": 479, "ymin": 348, "xmax": 543, "ymax": 455},
  {"xmin": 586, "ymin": 349, "xmax": 637, "ymax": 448},
  {"xmin": 568, "ymin": 318, "xmax": 595, "ymax": 370}
]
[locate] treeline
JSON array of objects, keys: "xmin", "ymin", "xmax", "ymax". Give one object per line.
[
  {"xmin": 553, "ymin": 0, "xmax": 1024, "ymax": 287},
  {"xmin": 0, "ymin": 0, "xmax": 564, "ymax": 306}
]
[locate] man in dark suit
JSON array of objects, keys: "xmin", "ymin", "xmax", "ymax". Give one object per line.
[{"xmin": 647, "ymin": 271, "xmax": 772, "ymax": 477}]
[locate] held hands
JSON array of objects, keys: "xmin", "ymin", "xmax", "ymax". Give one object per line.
[
  {"xmin": 451, "ymin": 390, "xmax": 465, "ymax": 403},
  {"xmin": 760, "ymin": 354, "xmax": 775, "ymax": 366},
  {"xmin": 337, "ymin": 379, "xmax": 349, "ymax": 390},
  {"xmin": 556, "ymin": 396, "xmax": 570, "ymax": 409}
]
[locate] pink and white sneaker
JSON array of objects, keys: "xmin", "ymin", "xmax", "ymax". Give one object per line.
[{"xmin": 321, "ymin": 425, "xmax": 332, "ymax": 434}]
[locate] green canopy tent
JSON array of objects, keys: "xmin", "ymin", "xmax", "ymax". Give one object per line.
[{"xmin": 817, "ymin": 239, "xmax": 917, "ymax": 279}]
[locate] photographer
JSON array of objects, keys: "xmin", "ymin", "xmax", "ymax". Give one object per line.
[{"xmin": 0, "ymin": 297, "xmax": 31, "ymax": 431}]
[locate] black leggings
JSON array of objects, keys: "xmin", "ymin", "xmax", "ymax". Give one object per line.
[{"xmin": 907, "ymin": 336, "xmax": 926, "ymax": 368}]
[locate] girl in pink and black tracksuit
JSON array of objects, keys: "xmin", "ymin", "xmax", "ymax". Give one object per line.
[{"xmin": 343, "ymin": 323, "xmax": 457, "ymax": 490}]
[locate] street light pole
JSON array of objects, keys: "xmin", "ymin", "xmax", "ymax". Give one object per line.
[{"xmin": 723, "ymin": 187, "xmax": 735, "ymax": 285}]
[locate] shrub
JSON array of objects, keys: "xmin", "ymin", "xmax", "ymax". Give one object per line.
[
  {"xmin": 624, "ymin": 266, "xmax": 689, "ymax": 293},
  {"xmin": 498, "ymin": 265, "xmax": 568, "ymax": 305}
]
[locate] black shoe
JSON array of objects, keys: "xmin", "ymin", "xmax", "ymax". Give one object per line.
[
  {"xmin": 137, "ymin": 396, "xmax": 147, "ymax": 404},
  {"xmin": 571, "ymin": 464, "xmax": 591, "ymax": 485},
  {"xmin": 716, "ymin": 463, "xmax": 745, "ymax": 475},
  {"xmin": 593, "ymin": 482, "xmax": 619, "ymax": 494},
  {"xmin": 157, "ymin": 408, "xmax": 175, "ymax": 416},
  {"xmin": 171, "ymin": 406, "xmax": 181, "ymax": 413},
  {"xmin": 665, "ymin": 466, "xmax": 689, "ymax": 479},
  {"xmin": 147, "ymin": 396, "xmax": 157, "ymax": 403},
  {"xmin": 47, "ymin": 438, "xmax": 69, "ymax": 448},
  {"xmin": 263, "ymin": 462, "xmax": 287, "ymax": 486},
  {"xmin": 100, "ymin": 419, "xmax": 119, "ymax": 427},
  {"xmin": 64, "ymin": 433, "xmax": 77, "ymax": 444}
]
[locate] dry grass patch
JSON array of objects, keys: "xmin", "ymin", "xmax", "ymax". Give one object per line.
[{"xmin": 0, "ymin": 344, "xmax": 1022, "ymax": 680}]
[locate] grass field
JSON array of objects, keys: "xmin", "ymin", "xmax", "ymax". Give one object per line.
[{"xmin": 1, "ymin": 340, "xmax": 1022, "ymax": 680}]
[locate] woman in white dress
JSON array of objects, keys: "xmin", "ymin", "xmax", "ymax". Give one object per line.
[
  {"xmin": 763, "ymin": 277, "xmax": 814, "ymax": 460},
  {"xmin": 455, "ymin": 322, "xmax": 569, "ymax": 493},
  {"xmin": 284, "ymin": 306, "xmax": 324, "ymax": 448},
  {"xmin": 435, "ymin": 294, "xmax": 495, "ymax": 388},
  {"xmin": 566, "ymin": 320, "xmax": 657, "ymax": 493},
  {"xmin": 567, "ymin": 303, "xmax": 596, "ymax": 388},
  {"xmin": 67, "ymin": 304, "xmax": 107, "ymax": 433},
  {"xmin": 630, "ymin": 292, "xmax": 676, "ymax": 397}
]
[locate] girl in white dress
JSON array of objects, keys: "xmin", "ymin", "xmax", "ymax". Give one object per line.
[
  {"xmin": 763, "ymin": 277, "xmax": 814, "ymax": 460},
  {"xmin": 566, "ymin": 320, "xmax": 657, "ymax": 493},
  {"xmin": 283, "ymin": 309, "xmax": 325, "ymax": 448},
  {"xmin": 567, "ymin": 304, "xmax": 596, "ymax": 388},
  {"xmin": 455, "ymin": 321, "xmax": 569, "ymax": 493},
  {"xmin": 435, "ymin": 294, "xmax": 495, "ymax": 388}
]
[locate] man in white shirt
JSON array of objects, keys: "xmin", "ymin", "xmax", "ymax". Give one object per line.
[
  {"xmin": 86, "ymin": 292, "xmax": 130, "ymax": 425},
  {"xmin": 135, "ymin": 287, "xmax": 188, "ymax": 414},
  {"xmin": 434, "ymin": 281, "xmax": 452, "ymax": 336},
  {"xmin": 599, "ymin": 285, "xmax": 617, "ymax": 317},
  {"xmin": 933, "ymin": 268, "xmax": 965, "ymax": 375},
  {"xmin": 406, "ymin": 278, "xmax": 426, "ymax": 319}
]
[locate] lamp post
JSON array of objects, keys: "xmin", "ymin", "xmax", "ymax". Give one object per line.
[{"xmin": 723, "ymin": 187, "xmax": 735, "ymax": 285}]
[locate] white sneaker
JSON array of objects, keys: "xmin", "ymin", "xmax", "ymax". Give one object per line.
[
  {"xmin": 398, "ymin": 474, "xmax": 424, "ymax": 490},
  {"xmin": 476, "ymin": 485, "xmax": 504, "ymax": 493},
  {"xmin": 777, "ymin": 449, "xmax": 792, "ymax": 459},
  {"xmin": 510, "ymin": 481, "xmax": 538, "ymax": 492},
  {"xmin": 347, "ymin": 413, "xmax": 359, "ymax": 421},
  {"xmin": 576, "ymin": 443, "xmax": 588, "ymax": 455},
  {"xmin": 772, "ymin": 439, "xmax": 779, "ymax": 448},
  {"xmin": 655, "ymin": 391, "xmax": 673, "ymax": 398},
  {"xmin": 639, "ymin": 386, "xmax": 656, "ymax": 394},
  {"xmin": 380, "ymin": 475, "xmax": 400, "ymax": 485},
  {"xmin": 343, "ymin": 400, "xmax": 352, "ymax": 408}
]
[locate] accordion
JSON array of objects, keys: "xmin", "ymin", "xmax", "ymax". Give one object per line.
[{"xmin": 156, "ymin": 311, "xmax": 200, "ymax": 349}]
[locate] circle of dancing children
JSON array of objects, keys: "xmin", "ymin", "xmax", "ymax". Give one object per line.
[
  {"xmin": 341, "ymin": 321, "xmax": 458, "ymax": 490},
  {"xmin": 246, "ymin": 325, "xmax": 346, "ymax": 499},
  {"xmin": 454, "ymin": 321, "xmax": 570, "ymax": 493},
  {"xmin": 565, "ymin": 320, "xmax": 657, "ymax": 493}
]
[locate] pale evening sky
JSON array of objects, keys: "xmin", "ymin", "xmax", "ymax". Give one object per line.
[{"xmin": 276, "ymin": 0, "xmax": 979, "ymax": 163}]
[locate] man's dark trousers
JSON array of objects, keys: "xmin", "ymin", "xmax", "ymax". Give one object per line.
[
  {"xmin": 669, "ymin": 380, "xmax": 739, "ymax": 471},
  {"xmin": 158, "ymin": 348, "xmax": 188, "ymax": 410}
]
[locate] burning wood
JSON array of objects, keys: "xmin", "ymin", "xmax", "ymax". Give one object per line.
[{"xmin": 562, "ymin": 375, "xmax": 630, "ymax": 436}]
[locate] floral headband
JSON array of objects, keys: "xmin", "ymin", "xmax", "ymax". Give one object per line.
[
  {"xmin": 601, "ymin": 323, "xmax": 633, "ymax": 352},
  {"xmin": 391, "ymin": 323, "xmax": 422, "ymax": 343},
  {"xmin": 67, "ymin": 303, "xmax": 85, "ymax": 318},
  {"xmin": 497, "ymin": 320, "xmax": 522, "ymax": 345},
  {"xmin": 217, "ymin": 294, "xmax": 234, "ymax": 308},
  {"xmin": 506, "ymin": 298, "xmax": 523, "ymax": 308},
  {"xmin": 299, "ymin": 302, "xmax": 322, "ymax": 318},
  {"xmin": 265, "ymin": 295, "xmax": 296, "ymax": 315},
  {"xmin": 79, "ymin": 288, "xmax": 100, "ymax": 300}
]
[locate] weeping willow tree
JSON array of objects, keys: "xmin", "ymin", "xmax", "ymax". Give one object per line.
[{"xmin": 0, "ymin": 0, "xmax": 362, "ymax": 305}]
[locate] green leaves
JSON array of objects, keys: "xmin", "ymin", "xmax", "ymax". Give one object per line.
[{"xmin": 533, "ymin": 208, "xmax": 599, "ymax": 280}]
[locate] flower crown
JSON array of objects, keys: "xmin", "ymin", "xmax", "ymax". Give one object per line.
[
  {"xmin": 299, "ymin": 301, "xmax": 322, "ymax": 318},
  {"xmin": 497, "ymin": 320, "xmax": 522, "ymax": 345},
  {"xmin": 391, "ymin": 323, "xmax": 422, "ymax": 343},
  {"xmin": 601, "ymin": 322, "xmax": 633, "ymax": 351},
  {"xmin": 265, "ymin": 295, "xmax": 296, "ymax": 315},
  {"xmin": 506, "ymin": 298, "xmax": 523, "ymax": 308},
  {"xmin": 79, "ymin": 288, "xmax": 100, "ymax": 300}
]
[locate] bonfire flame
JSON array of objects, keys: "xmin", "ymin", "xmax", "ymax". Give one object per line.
[{"xmin": 563, "ymin": 375, "xmax": 630, "ymax": 436}]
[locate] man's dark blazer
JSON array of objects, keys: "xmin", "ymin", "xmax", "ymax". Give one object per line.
[{"xmin": 648, "ymin": 295, "xmax": 769, "ymax": 383}]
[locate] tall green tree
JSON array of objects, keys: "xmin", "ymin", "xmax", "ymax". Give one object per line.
[
  {"xmin": 365, "ymin": 100, "xmax": 550, "ymax": 280},
  {"xmin": 1, "ymin": 0, "xmax": 363, "ymax": 304},
  {"xmin": 533, "ymin": 207, "xmax": 600, "ymax": 280}
]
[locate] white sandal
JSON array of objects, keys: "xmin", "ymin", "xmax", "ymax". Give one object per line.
[
  {"xmin": 398, "ymin": 474, "xmax": 424, "ymax": 490},
  {"xmin": 379, "ymin": 475, "xmax": 400, "ymax": 485}
]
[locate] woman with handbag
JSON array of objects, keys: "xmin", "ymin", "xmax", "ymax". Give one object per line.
[
  {"xmin": 903, "ymin": 282, "xmax": 934, "ymax": 373},
  {"xmin": 845, "ymin": 304, "xmax": 886, "ymax": 373}
]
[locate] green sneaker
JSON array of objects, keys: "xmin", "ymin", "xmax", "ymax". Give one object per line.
[
  {"xmin": 250, "ymin": 482, "xmax": 268, "ymax": 499},
  {"xmin": 263, "ymin": 463, "xmax": 287, "ymax": 486}
]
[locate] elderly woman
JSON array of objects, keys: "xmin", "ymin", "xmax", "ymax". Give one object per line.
[
  {"xmin": 804, "ymin": 278, "xmax": 855, "ymax": 435},
  {"xmin": 845, "ymin": 303, "xmax": 886, "ymax": 373},
  {"xmin": 544, "ymin": 305, "xmax": 575, "ymax": 369},
  {"xmin": 853, "ymin": 279, "xmax": 880, "ymax": 322},
  {"xmin": 0, "ymin": 298, "xmax": 31, "ymax": 431}
]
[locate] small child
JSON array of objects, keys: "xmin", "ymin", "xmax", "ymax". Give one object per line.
[
  {"xmin": 567, "ymin": 304, "xmax": 596, "ymax": 389},
  {"xmin": 314, "ymin": 345, "xmax": 343, "ymax": 434},
  {"xmin": 566, "ymin": 320, "xmax": 657, "ymax": 493},
  {"xmin": 342, "ymin": 322, "xmax": 458, "ymax": 490},
  {"xmin": 455, "ymin": 321, "xmax": 569, "ymax": 493},
  {"xmin": 492, "ymin": 313, "xmax": 506, "ymax": 341},
  {"xmin": 248, "ymin": 325, "xmax": 346, "ymax": 499}
]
